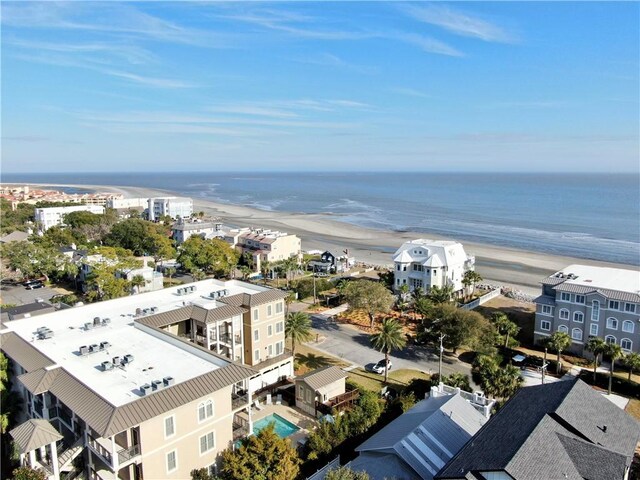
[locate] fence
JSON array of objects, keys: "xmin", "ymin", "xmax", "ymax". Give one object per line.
[
  {"xmin": 307, "ymin": 456, "xmax": 341, "ymax": 480},
  {"xmin": 459, "ymin": 288, "xmax": 501, "ymax": 311}
]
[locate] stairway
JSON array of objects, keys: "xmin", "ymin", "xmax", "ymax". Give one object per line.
[{"xmin": 58, "ymin": 436, "xmax": 85, "ymax": 470}]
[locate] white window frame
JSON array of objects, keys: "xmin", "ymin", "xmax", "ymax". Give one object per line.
[
  {"xmin": 541, "ymin": 320, "xmax": 551, "ymax": 331},
  {"xmin": 166, "ymin": 450, "xmax": 178, "ymax": 474},
  {"xmin": 573, "ymin": 312, "xmax": 584, "ymax": 323},
  {"xmin": 267, "ymin": 324, "xmax": 273, "ymax": 337},
  {"xmin": 559, "ymin": 309, "xmax": 569, "ymax": 320},
  {"xmin": 198, "ymin": 399, "xmax": 214, "ymax": 423},
  {"xmin": 541, "ymin": 305, "xmax": 553, "ymax": 316},
  {"xmin": 589, "ymin": 323, "xmax": 598, "ymax": 336},
  {"xmin": 575, "ymin": 295, "xmax": 585, "ymax": 304},
  {"xmin": 558, "ymin": 325, "xmax": 568, "ymax": 333},
  {"xmin": 609, "ymin": 300, "xmax": 620, "ymax": 310},
  {"xmin": 199, "ymin": 431, "xmax": 216, "ymax": 455},
  {"xmin": 622, "ymin": 320, "xmax": 634, "ymax": 333},
  {"xmin": 591, "ymin": 301, "xmax": 600, "ymax": 321},
  {"xmin": 164, "ymin": 414, "xmax": 176, "ymax": 439},
  {"xmin": 252, "ymin": 309, "xmax": 259, "ymax": 321},
  {"xmin": 275, "ymin": 341, "xmax": 284, "ymax": 355},
  {"xmin": 605, "ymin": 335, "xmax": 616, "ymax": 345},
  {"xmin": 267, "ymin": 344, "xmax": 273, "ymax": 357},
  {"xmin": 625, "ymin": 303, "xmax": 636, "ymax": 313},
  {"xmin": 267, "ymin": 304, "xmax": 273, "ymax": 317},
  {"xmin": 275, "ymin": 302, "xmax": 283, "ymax": 314},
  {"xmin": 254, "ymin": 349, "xmax": 260, "ymax": 362},
  {"xmin": 606, "ymin": 317, "xmax": 618, "ymax": 330},
  {"xmin": 571, "ymin": 328, "xmax": 582, "ymax": 341},
  {"xmin": 254, "ymin": 329, "xmax": 259, "ymax": 342},
  {"xmin": 560, "ymin": 292, "xmax": 571, "ymax": 302},
  {"xmin": 276, "ymin": 321, "xmax": 284, "ymax": 334},
  {"xmin": 621, "ymin": 338, "xmax": 632, "ymax": 352}
]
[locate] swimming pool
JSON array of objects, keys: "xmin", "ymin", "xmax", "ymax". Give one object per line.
[{"xmin": 253, "ymin": 413, "xmax": 300, "ymax": 438}]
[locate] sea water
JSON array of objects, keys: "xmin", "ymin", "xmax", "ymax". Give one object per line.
[{"xmin": 2, "ymin": 172, "xmax": 638, "ymax": 266}]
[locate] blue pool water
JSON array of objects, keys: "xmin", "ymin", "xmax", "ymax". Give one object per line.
[{"xmin": 253, "ymin": 413, "xmax": 300, "ymax": 438}]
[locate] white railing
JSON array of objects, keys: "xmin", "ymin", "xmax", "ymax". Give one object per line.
[{"xmin": 459, "ymin": 288, "xmax": 501, "ymax": 311}]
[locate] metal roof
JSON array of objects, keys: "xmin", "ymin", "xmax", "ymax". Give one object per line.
[
  {"xmin": 296, "ymin": 366, "xmax": 347, "ymax": 391},
  {"xmin": 534, "ymin": 295, "xmax": 556, "ymax": 306},
  {"xmin": 136, "ymin": 304, "xmax": 247, "ymax": 329},
  {"xmin": 553, "ymin": 283, "xmax": 640, "ymax": 302},
  {"xmin": 10, "ymin": 419, "xmax": 63, "ymax": 453},
  {"xmin": 18, "ymin": 367, "xmax": 62, "ymax": 395},
  {"xmin": 1, "ymin": 332, "xmax": 55, "ymax": 372},
  {"xmin": 219, "ymin": 289, "xmax": 287, "ymax": 308}
]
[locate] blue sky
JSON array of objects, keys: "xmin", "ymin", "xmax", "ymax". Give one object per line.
[{"xmin": 1, "ymin": 1, "xmax": 638, "ymax": 173}]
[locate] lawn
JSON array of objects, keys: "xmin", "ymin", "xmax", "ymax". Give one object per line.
[
  {"xmin": 625, "ymin": 398, "xmax": 640, "ymax": 421},
  {"xmin": 346, "ymin": 368, "xmax": 430, "ymax": 394}
]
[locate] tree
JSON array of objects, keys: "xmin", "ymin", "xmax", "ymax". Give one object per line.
[
  {"xmin": 105, "ymin": 218, "xmax": 169, "ymax": 256},
  {"xmin": 493, "ymin": 313, "xmax": 520, "ymax": 348},
  {"xmin": 623, "ymin": 352, "xmax": 640, "ymax": 381},
  {"xmin": 344, "ymin": 280, "xmax": 394, "ymax": 328},
  {"xmin": 11, "ymin": 467, "xmax": 47, "ymax": 480},
  {"xmin": 604, "ymin": 343, "xmax": 623, "ymax": 395},
  {"xmin": 325, "ymin": 467, "xmax": 370, "ymax": 480},
  {"xmin": 259, "ymin": 260, "xmax": 271, "ymax": 285},
  {"xmin": 1, "ymin": 240, "xmax": 76, "ymax": 282},
  {"xmin": 397, "ymin": 284, "xmax": 411, "ymax": 317},
  {"xmin": 165, "ymin": 266, "xmax": 177, "ymax": 281},
  {"xmin": 130, "ymin": 274, "xmax": 147, "ymax": 294},
  {"xmin": 370, "ymin": 318, "xmax": 406, "ymax": 383},
  {"xmin": 417, "ymin": 303, "xmax": 489, "ymax": 354},
  {"xmin": 286, "ymin": 312, "xmax": 313, "ymax": 359},
  {"xmin": 544, "ymin": 332, "xmax": 572, "ymax": 374},
  {"xmin": 434, "ymin": 372, "xmax": 472, "ymax": 392},
  {"xmin": 191, "ymin": 468, "xmax": 218, "ymax": 480},
  {"xmin": 219, "ymin": 424, "xmax": 300, "ymax": 480},
  {"xmin": 285, "ymin": 291, "xmax": 296, "ymax": 316},
  {"xmin": 426, "ymin": 285, "xmax": 455, "ymax": 304},
  {"xmin": 0, "ymin": 353, "xmax": 8, "ymax": 434},
  {"xmin": 585, "ymin": 336, "xmax": 607, "ymax": 383},
  {"xmin": 177, "ymin": 237, "xmax": 239, "ymax": 278},
  {"xmin": 149, "ymin": 233, "xmax": 176, "ymax": 267},
  {"xmin": 474, "ymin": 355, "xmax": 523, "ymax": 399},
  {"xmin": 462, "ymin": 270, "xmax": 483, "ymax": 299}
]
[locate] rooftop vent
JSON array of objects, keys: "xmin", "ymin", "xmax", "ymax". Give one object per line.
[
  {"xmin": 112, "ymin": 356, "xmax": 121, "ymax": 365},
  {"xmin": 123, "ymin": 354, "xmax": 134, "ymax": 364},
  {"xmin": 93, "ymin": 317, "xmax": 101, "ymax": 326},
  {"xmin": 102, "ymin": 318, "xmax": 111, "ymax": 326},
  {"xmin": 140, "ymin": 384, "xmax": 152, "ymax": 396},
  {"xmin": 101, "ymin": 361, "xmax": 114, "ymax": 371},
  {"xmin": 85, "ymin": 322, "xmax": 94, "ymax": 330},
  {"xmin": 163, "ymin": 376, "xmax": 175, "ymax": 387},
  {"xmin": 79, "ymin": 345, "xmax": 89, "ymax": 356},
  {"xmin": 150, "ymin": 306, "xmax": 158, "ymax": 313},
  {"xmin": 100, "ymin": 341, "xmax": 111, "ymax": 350},
  {"xmin": 151, "ymin": 379, "xmax": 163, "ymax": 391}
]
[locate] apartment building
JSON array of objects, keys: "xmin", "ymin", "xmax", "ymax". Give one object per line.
[
  {"xmin": 224, "ymin": 228, "xmax": 301, "ymax": 272},
  {"xmin": 35, "ymin": 205, "xmax": 105, "ymax": 232},
  {"xmin": 392, "ymin": 239, "xmax": 475, "ymax": 296},
  {"xmin": 172, "ymin": 218, "xmax": 223, "ymax": 245},
  {"xmin": 534, "ymin": 265, "xmax": 640, "ymax": 354},
  {"xmin": 148, "ymin": 197, "xmax": 193, "ymax": 221},
  {"xmin": 2, "ymin": 279, "xmax": 293, "ymax": 480},
  {"xmin": 106, "ymin": 198, "xmax": 149, "ymax": 210}
]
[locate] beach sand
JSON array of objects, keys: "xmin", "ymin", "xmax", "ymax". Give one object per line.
[{"xmin": 33, "ymin": 183, "xmax": 638, "ymax": 296}]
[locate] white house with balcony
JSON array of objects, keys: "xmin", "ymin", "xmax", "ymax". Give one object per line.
[{"xmin": 392, "ymin": 239, "xmax": 475, "ymax": 296}]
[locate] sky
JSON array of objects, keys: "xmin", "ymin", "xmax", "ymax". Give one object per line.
[{"xmin": 1, "ymin": 1, "xmax": 638, "ymax": 173}]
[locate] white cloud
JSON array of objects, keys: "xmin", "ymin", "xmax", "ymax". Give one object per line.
[
  {"xmin": 392, "ymin": 32, "xmax": 464, "ymax": 57},
  {"xmin": 390, "ymin": 87, "xmax": 434, "ymax": 99}
]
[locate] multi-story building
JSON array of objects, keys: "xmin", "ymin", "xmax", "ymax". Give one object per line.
[
  {"xmin": 172, "ymin": 218, "xmax": 223, "ymax": 245},
  {"xmin": 148, "ymin": 197, "xmax": 193, "ymax": 221},
  {"xmin": 116, "ymin": 265, "xmax": 164, "ymax": 293},
  {"xmin": 392, "ymin": 239, "xmax": 475, "ymax": 295},
  {"xmin": 106, "ymin": 198, "xmax": 149, "ymax": 210},
  {"xmin": 224, "ymin": 228, "xmax": 301, "ymax": 272},
  {"xmin": 34, "ymin": 205, "xmax": 105, "ymax": 232},
  {"xmin": 2, "ymin": 279, "xmax": 292, "ymax": 480},
  {"xmin": 534, "ymin": 264, "xmax": 640, "ymax": 354}
]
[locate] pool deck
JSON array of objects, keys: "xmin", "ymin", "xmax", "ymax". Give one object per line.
[{"xmin": 251, "ymin": 402, "xmax": 317, "ymax": 447}]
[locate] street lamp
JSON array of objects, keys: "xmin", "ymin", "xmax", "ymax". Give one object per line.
[
  {"xmin": 542, "ymin": 347, "xmax": 548, "ymax": 384},
  {"xmin": 438, "ymin": 332, "xmax": 446, "ymax": 381}
]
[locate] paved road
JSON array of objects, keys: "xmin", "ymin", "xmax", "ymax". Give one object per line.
[{"xmin": 307, "ymin": 312, "xmax": 473, "ymax": 379}]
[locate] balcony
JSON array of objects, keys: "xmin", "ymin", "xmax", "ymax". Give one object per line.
[
  {"xmin": 316, "ymin": 389, "xmax": 359, "ymax": 416},
  {"xmin": 88, "ymin": 435, "xmax": 141, "ymax": 468},
  {"xmin": 117, "ymin": 444, "xmax": 141, "ymax": 464},
  {"xmin": 232, "ymin": 393, "xmax": 249, "ymax": 410}
]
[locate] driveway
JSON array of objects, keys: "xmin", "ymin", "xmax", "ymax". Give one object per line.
[
  {"xmin": 0, "ymin": 283, "xmax": 60, "ymax": 306},
  {"xmin": 307, "ymin": 311, "xmax": 473, "ymax": 379}
]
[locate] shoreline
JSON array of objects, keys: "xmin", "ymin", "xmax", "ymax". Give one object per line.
[{"xmin": 17, "ymin": 182, "xmax": 639, "ymax": 296}]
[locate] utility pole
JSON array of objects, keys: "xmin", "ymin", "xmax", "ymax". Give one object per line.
[
  {"xmin": 312, "ymin": 267, "xmax": 317, "ymax": 306},
  {"xmin": 542, "ymin": 347, "xmax": 548, "ymax": 384},
  {"xmin": 438, "ymin": 332, "xmax": 446, "ymax": 381}
]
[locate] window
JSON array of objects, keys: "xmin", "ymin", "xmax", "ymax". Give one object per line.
[
  {"xmin": 275, "ymin": 341, "xmax": 284, "ymax": 355},
  {"xmin": 625, "ymin": 303, "xmax": 636, "ymax": 313},
  {"xmin": 275, "ymin": 321, "xmax": 284, "ymax": 334},
  {"xmin": 275, "ymin": 302, "xmax": 283, "ymax": 314},
  {"xmin": 207, "ymin": 464, "xmax": 217, "ymax": 477},
  {"xmin": 560, "ymin": 292, "xmax": 571, "ymax": 302},
  {"xmin": 559, "ymin": 309, "xmax": 569, "ymax": 320},
  {"xmin": 252, "ymin": 309, "xmax": 259, "ymax": 321},
  {"xmin": 558, "ymin": 325, "xmax": 569, "ymax": 333},
  {"xmin": 591, "ymin": 301, "xmax": 600, "ymax": 321},
  {"xmin": 396, "ymin": 265, "xmax": 400, "ymax": 271},
  {"xmin": 164, "ymin": 415, "xmax": 175, "ymax": 438},
  {"xmin": 606, "ymin": 317, "xmax": 618, "ymax": 330},
  {"xmin": 609, "ymin": 300, "xmax": 620, "ymax": 310},
  {"xmin": 541, "ymin": 320, "xmax": 551, "ymax": 331},
  {"xmin": 541, "ymin": 305, "xmax": 553, "ymax": 316},
  {"xmin": 575, "ymin": 295, "xmax": 585, "ymax": 304},
  {"xmin": 254, "ymin": 329, "xmax": 259, "ymax": 341},
  {"xmin": 590, "ymin": 323, "xmax": 598, "ymax": 336},
  {"xmin": 254, "ymin": 349, "xmax": 260, "ymax": 362},
  {"xmin": 411, "ymin": 278, "xmax": 423, "ymax": 289},
  {"xmin": 573, "ymin": 312, "xmax": 584, "ymax": 323},
  {"xmin": 621, "ymin": 338, "xmax": 633, "ymax": 352},
  {"xmin": 622, "ymin": 320, "xmax": 634, "ymax": 333},
  {"xmin": 200, "ymin": 431, "xmax": 215, "ymax": 454},
  {"xmin": 412, "ymin": 264, "xmax": 423, "ymax": 272},
  {"xmin": 267, "ymin": 325, "xmax": 273, "ymax": 337},
  {"xmin": 198, "ymin": 400, "xmax": 214, "ymax": 422},
  {"xmin": 571, "ymin": 328, "xmax": 582, "ymax": 341},
  {"xmin": 267, "ymin": 305, "xmax": 273, "ymax": 317},
  {"xmin": 166, "ymin": 450, "xmax": 177, "ymax": 474},
  {"xmin": 605, "ymin": 335, "xmax": 616, "ymax": 345},
  {"xmin": 267, "ymin": 344, "xmax": 273, "ymax": 356}
]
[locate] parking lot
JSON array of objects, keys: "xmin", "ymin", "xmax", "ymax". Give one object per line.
[{"xmin": 0, "ymin": 282, "xmax": 63, "ymax": 306}]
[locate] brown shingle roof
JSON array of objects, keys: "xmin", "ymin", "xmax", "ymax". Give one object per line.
[
  {"xmin": 296, "ymin": 366, "xmax": 347, "ymax": 391},
  {"xmin": 10, "ymin": 419, "xmax": 63, "ymax": 453},
  {"xmin": 1, "ymin": 332, "xmax": 55, "ymax": 372}
]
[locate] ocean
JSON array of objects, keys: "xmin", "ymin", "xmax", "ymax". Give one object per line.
[{"xmin": 2, "ymin": 172, "xmax": 639, "ymax": 266}]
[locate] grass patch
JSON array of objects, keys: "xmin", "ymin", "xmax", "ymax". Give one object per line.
[
  {"xmin": 625, "ymin": 398, "xmax": 640, "ymax": 422},
  {"xmin": 346, "ymin": 368, "xmax": 430, "ymax": 394}
]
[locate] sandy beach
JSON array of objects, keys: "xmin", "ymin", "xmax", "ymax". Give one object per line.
[{"xmin": 29, "ymin": 183, "xmax": 639, "ymax": 296}]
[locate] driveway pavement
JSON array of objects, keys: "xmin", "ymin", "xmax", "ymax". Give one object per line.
[{"xmin": 0, "ymin": 283, "xmax": 60, "ymax": 306}]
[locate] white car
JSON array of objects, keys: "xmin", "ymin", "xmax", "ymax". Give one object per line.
[{"xmin": 371, "ymin": 359, "xmax": 392, "ymax": 374}]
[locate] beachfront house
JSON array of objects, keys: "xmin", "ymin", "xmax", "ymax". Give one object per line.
[
  {"xmin": 148, "ymin": 197, "xmax": 193, "ymax": 221},
  {"xmin": 295, "ymin": 366, "xmax": 356, "ymax": 417},
  {"xmin": 392, "ymin": 239, "xmax": 475, "ymax": 296},
  {"xmin": 223, "ymin": 227, "xmax": 302, "ymax": 273},
  {"xmin": 34, "ymin": 205, "xmax": 105, "ymax": 232},
  {"xmin": 172, "ymin": 218, "xmax": 223, "ymax": 245},
  {"xmin": 534, "ymin": 264, "xmax": 640, "ymax": 354}
]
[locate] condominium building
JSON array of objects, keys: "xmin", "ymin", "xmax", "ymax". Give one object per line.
[
  {"xmin": 392, "ymin": 239, "xmax": 475, "ymax": 295},
  {"xmin": 106, "ymin": 198, "xmax": 149, "ymax": 210},
  {"xmin": 224, "ymin": 228, "xmax": 302, "ymax": 272},
  {"xmin": 534, "ymin": 264, "xmax": 640, "ymax": 354},
  {"xmin": 172, "ymin": 218, "xmax": 223, "ymax": 245},
  {"xmin": 148, "ymin": 197, "xmax": 193, "ymax": 221},
  {"xmin": 35, "ymin": 205, "xmax": 105, "ymax": 232},
  {"xmin": 2, "ymin": 279, "xmax": 292, "ymax": 480}
]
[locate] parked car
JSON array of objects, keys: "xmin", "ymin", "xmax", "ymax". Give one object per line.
[
  {"xmin": 371, "ymin": 359, "xmax": 392, "ymax": 374},
  {"xmin": 25, "ymin": 281, "xmax": 44, "ymax": 290}
]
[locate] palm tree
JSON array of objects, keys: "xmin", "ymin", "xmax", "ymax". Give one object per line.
[
  {"xmin": 335, "ymin": 279, "xmax": 349, "ymax": 302},
  {"xmin": 493, "ymin": 313, "xmax": 520, "ymax": 348},
  {"xmin": 426, "ymin": 285, "xmax": 454, "ymax": 304},
  {"xmin": 130, "ymin": 274, "xmax": 146, "ymax": 294},
  {"xmin": 462, "ymin": 270, "xmax": 483, "ymax": 300},
  {"xmin": 285, "ymin": 312, "xmax": 313, "ymax": 359},
  {"xmin": 585, "ymin": 336, "xmax": 607, "ymax": 383},
  {"xmin": 165, "ymin": 266, "xmax": 177, "ymax": 282},
  {"xmin": 623, "ymin": 352, "xmax": 640, "ymax": 381},
  {"xmin": 370, "ymin": 318, "xmax": 407, "ymax": 383},
  {"xmin": 259, "ymin": 260, "xmax": 271, "ymax": 285},
  {"xmin": 545, "ymin": 332, "xmax": 572, "ymax": 375},
  {"xmin": 604, "ymin": 343, "xmax": 623, "ymax": 395},
  {"xmin": 285, "ymin": 291, "xmax": 296, "ymax": 316},
  {"xmin": 397, "ymin": 284, "xmax": 411, "ymax": 317}
]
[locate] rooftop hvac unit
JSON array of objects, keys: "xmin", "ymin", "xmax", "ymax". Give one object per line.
[
  {"xmin": 101, "ymin": 361, "xmax": 114, "ymax": 371},
  {"xmin": 151, "ymin": 379, "xmax": 163, "ymax": 391},
  {"xmin": 112, "ymin": 356, "xmax": 121, "ymax": 365},
  {"xmin": 89, "ymin": 344, "xmax": 99, "ymax": 353},
  {"xmin": 40, "ymin": 330, "xmax": 53, "ymax": 340},
  {"xmin": 151, "ymin": 306, "xmax": 158, "ymax": 313},
  {"xmin": 85, "ymin": 322, "xmax": 93, "ymax": 330},
  {"xmin": 102, "ymin": 318, "xmax": 111, "ymax": 325},
  {"xmin": 163, "ymin": 376, "xmax": 175, "ymax": 387},
  {"xmin": 135, "ymin": 308, "xmax": 142, "ymax": 316},
  {"xmin": 36, "ymin": 326, "xmax": 47, "ymax": 335},
  {"xmin": 176, "ymin": 288, "xmax": 185, "ymax": 296},
  {"xmin": 100, "ymin": 341, "xmax": 111, "ymax": 350},
  {"xmin": 140, "ymin": 384, "xmax": 152, "ymax": 396},
  {"xmin": 93, "ymin": 317, "xmax": 101, "ymax": 326},
  {"xmin": 124, "ymin": 354, "xmax": 134, "ymax": 364},
  {"xmin": 79, "ymin": 345, "xmax": 89, "ymax": 356}
]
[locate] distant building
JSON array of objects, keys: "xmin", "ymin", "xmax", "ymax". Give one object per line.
[
  {"xmin": 148, "ymin": 197, "xmax": 193, "ymax": 221},
  {"xmin": 308, "ymin": 250, "xmax": 355, "ymax": 274},
  {"xmin": 436, "ymin": 378, "xmax": 640, "ymax": 480},
  {"xmin": 224, "ymin": 228, "xmax": 301, "ymax": 272},
  {"xmin": 34, "ymin": 205, "xmax": 105, "ymax": 232},
  {"xmin": 172, "ymin": 218, "xmax": 222, "ymax": 245},
  {"xmin": 392, "ymin": 239, "xmax": 475, "ymax": 295},
  {"xmin": 1, "ymin": 301, "xmax": 56, "ymax": 322},
  {"xmin": 295, "ymin": 366, "xmax": 351, "ymax": 416},
  {"xmin": 117, "ymin": 265, "xmax": 164, "ymax": 293},
  {"xmin": 106, "ymin": 197, "xmax": 148, "ymax": 210},
  {"xmin": 0, "ymin": 230, "xmax": 31, "ymax": 243},
  {"xmin": 534, "ymin": 264, "xmax": 640, "ymax": 354}
]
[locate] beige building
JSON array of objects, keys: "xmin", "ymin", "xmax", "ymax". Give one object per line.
[
  {"xmin": 2, "ymin": 279, "xmax": 293, "ymax": 480},
  {"xmin": 224, "ymin": 228, "xmax": 302, "ymax": 272},
  {"xmin": 295, "ymin": 366, "xmax": 354, "ymax": 417}
]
